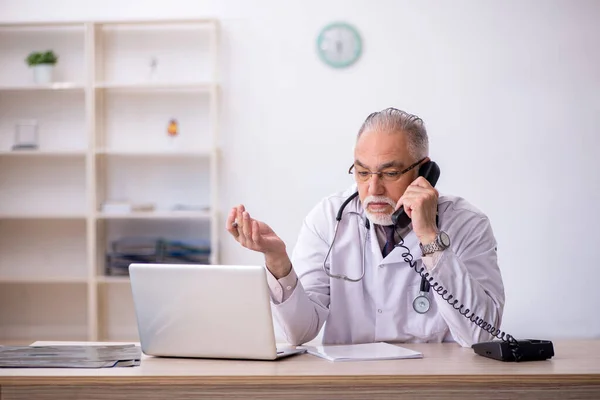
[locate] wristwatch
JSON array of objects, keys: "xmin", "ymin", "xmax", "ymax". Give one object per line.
[{"xmin": 420, "ymin": 231, "xmax": 451, "ymax": 256}]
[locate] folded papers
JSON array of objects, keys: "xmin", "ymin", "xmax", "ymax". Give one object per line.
[
  {"xmin": 302, "ymin": 342, "xmax": 423, "ymax": 362},
  {"xmin": 0, "ymin": 344, "xmax": 141, "ymax": 368}
]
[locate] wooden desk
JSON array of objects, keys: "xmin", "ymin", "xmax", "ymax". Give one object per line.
[{"xmin": 1, "ymin": 340, "xmax": 599, "ymax": 399}]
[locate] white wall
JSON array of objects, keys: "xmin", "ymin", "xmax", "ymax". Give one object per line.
[{"xmin": 2, "ymin": 0, "xmax": 599, "ymax": 341}]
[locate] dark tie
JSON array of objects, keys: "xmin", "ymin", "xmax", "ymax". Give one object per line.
[{"xmin": 382, "ymin": 225, "xmax": 396, "ymax": 257}]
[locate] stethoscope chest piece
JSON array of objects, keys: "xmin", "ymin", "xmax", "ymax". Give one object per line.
[{"xmin": 413, "ymin": 291, "xmax": 431, "ymax": 314}]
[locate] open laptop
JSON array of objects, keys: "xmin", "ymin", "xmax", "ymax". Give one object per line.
[{"xmin": 128, "ymin": 263, "xmax": 306, "ymax": 360}]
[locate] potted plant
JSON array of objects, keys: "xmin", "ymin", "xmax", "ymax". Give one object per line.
[{"xmin": 25, "ymin": 50, "xmax": 58, "ymax": 84}]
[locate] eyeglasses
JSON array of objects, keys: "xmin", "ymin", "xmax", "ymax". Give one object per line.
[{"xmin": 348, "ymin": 158, "xmax": 425, "ymax": 183}]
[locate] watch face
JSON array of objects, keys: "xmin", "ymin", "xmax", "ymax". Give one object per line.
[{"xmin": 439, "ymin": 231, "xmax": 450, "ymax": 247}]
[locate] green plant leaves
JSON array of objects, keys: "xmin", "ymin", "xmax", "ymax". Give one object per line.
[{"xmin": 26, "ymin": 50, "xmax": 58, "ymax": 66}]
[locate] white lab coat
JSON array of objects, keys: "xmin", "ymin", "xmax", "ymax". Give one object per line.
[{"xmin": 269, "ymin": 184, "xmax": 505, "ymax": 347}]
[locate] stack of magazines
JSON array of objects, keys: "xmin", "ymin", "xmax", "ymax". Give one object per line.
[
  {"xmin": 0, "ymin": 344, "xmax": 141, "ymax": 368},
  {"xmin": 106, "ymin": 237, "xmax": 211, "ymax": 276}
]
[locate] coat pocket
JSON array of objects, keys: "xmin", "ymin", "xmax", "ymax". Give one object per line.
[{"xmin": 404, "ymin": 283, "xmax": 448, "ymax": 342}]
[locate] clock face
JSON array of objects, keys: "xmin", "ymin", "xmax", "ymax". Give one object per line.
[{"xmin": 316, "ymin": 22, "xmax": 362, "ymax": 68}]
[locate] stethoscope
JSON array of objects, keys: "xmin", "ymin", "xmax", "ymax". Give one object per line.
[{"xmin": 322, "ymin": 191, "xmax": 431, "ymax": 314}]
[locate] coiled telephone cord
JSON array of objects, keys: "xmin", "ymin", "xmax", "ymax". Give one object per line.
[{"xmin": 394, "ymin": 229, "xmax": 524, "ymax": 361}]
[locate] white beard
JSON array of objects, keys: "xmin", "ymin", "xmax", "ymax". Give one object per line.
[{"xmin": 363, "ymin": 195, "xmax": 395, "ymax": 226}]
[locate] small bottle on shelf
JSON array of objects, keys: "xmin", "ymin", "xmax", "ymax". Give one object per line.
[{"xmin": 167, "ymin": 118, "xmax": 178, "ymax": 149}]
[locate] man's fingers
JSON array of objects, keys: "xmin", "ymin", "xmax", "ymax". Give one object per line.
[
  {"xmin": 242, "ymin": 211, "xmax": 253, "ymax": 238},
  {"xmin": 226, "ymin": 208, "xmax": 235, "ymax": 229},
  {"xmin": 400, "ymin": 187, "xmax": 439, "ymax": 223},
  {"xmin": 228, "ymin": 205, "xmax": 270, "ymax": 254},
  {"xmin": 402, "ymin": 193, "xmax": 425, "ymax": 206},
  {"xmin": 227, "ymin": 208, "xmax": 240, "ymax": 237},
  {"xmin": 412, "ymin": 176, "xmax": 434, "ymax": 189},
  {"xmin": 226, "ymin": 207, "xmax": 234, "ymax": 223},
  {"xmin": 235, "ymin": 204, "xmax": 245, "ymax": 230},
  {"xmin": 408, "ymin": 178, "xmax": 439, "ymax": 198},
  {"xmin": 251, "ymin": 220, "xmax": 261, "ymax": 244},
  {"xmin": 402, "ymin": 184, "xmax": 438, "ymax": 210},
  {"xmin": 404, "ymin": 185, "xmax": 436, "ymax": 197}
]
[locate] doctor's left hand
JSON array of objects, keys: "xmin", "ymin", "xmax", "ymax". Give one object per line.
[
  {"xmin": 396, "ymin": 176, "xmax": 439, "ymax": 245},
  {"xmin": 226, "ymin": 205, "xmax": 292, "ymax": 278}
]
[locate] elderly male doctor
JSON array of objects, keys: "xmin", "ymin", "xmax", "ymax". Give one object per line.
[{"xmin": 227, "ymin": 108, "xmax": 505, "ymax": 347}]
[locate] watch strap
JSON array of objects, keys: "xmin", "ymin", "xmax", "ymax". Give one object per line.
[{"xmin": 420, "ymin": 232, "xmax": 448, "ymax": 256}]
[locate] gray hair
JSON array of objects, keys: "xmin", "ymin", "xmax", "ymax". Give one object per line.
[{"xmin": 357, "ymin": 107, "xmax": 429, "ymax": 160}]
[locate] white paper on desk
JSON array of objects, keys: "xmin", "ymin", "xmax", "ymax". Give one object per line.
[{"xmin": 302, "ymin": 342, "xmax": 422, "ymax": 362}]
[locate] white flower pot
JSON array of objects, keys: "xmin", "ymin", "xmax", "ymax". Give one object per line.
[{"xmin": 32, "ymin": 64, "xmax": 54, "ymax": 84}]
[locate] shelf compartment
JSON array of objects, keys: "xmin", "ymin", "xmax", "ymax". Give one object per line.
[
  {"xmin": 0, "ymin": 25, "xmax": 85, "ymax": 87},
  {"xmin": 0, "ymin": 89, "xmax": 86, "ymax": 152},
  {"xmin": 0, "ymin": 219, "xmax": 88, "ymax": 281},
  {"xmin": 0, "ymin": 157, "xmax": 86, "ymax": 215},
  {"xmin": 0, "ymin": 283, "xmax": 88, "ymax": 342},
  {"xmin": 98, "ymin": 284, "xmax": 139, "ymax": 341},
  {"xmin": 95, "ymin": 21, "xmax": 213, "ymax": 85},
  {"xmin": 97, "ymin": 156, "xmax": 211, "ymax": 213},
  {"xmin": 96, "ymin": 218, "xmax": 211, "ymax": 278},
  {"xmin": 96, "ymin": 90, "xmax": 211, "ymax": 152}
]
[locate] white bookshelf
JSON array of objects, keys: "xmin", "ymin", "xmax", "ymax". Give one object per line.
[
  {"xmin": 0, "ymin": 83, "xmax": 85, "ymax": 91},
  {"xmin": 0, "ymin": 150, "xmax": 86, "ymax": 156},
  {"xmin": 97, "ymin": 211, "xmax": 212, "ymax": 220},
  {"xmin": 0, "ymin": 19, "xmax": 220, "ymax": 342}
]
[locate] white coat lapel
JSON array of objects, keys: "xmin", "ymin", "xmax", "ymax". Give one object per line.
[{"xmin": 368, "ymin": 223, "xmax": 384, "ymax": 266}]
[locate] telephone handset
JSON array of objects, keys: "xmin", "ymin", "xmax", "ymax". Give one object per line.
[
  {"xmin": 388, "ymin": 160, "xmax": 554, "ymax": 362},
  {"xmin": 391, "ymin": 160, "xmax": 441, "ymax": 229}
]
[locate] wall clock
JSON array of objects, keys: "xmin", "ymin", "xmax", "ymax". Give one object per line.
[{"xmin": 316, "ymin": 22, "xmax": 362, "ymax": 68}]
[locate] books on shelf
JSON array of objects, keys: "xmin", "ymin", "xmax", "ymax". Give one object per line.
[{"xmin": 105, "ymin": 237, "xmax": 211, "ymax": 276}]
